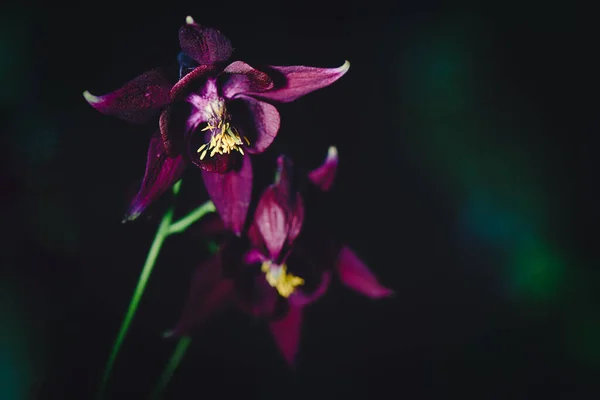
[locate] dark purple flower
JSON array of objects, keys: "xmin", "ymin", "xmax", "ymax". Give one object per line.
[
  {"xmin": 171, "ymin": 148, "xmax": 392, "ymax": 366},
  {"xmin": 84, "ymin": 17, "xmax": 349, "ymax": 235}
]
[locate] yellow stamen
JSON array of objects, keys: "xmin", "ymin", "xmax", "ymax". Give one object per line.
[
  {"xmin": 261, "ymin": 261, "xmax": 304, "ymax": 298},
  {"xmin": 196, "ymin": 104, "xmax": 249, "ymax": 158}
]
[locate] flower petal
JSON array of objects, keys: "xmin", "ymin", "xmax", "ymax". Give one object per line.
[
  {"xmin": 269, "ymin": 306, "xmax": 303, "ymax": 366},
  {"xmin": 274, "ymin": 156, "xmax": 304, "ymax": 246},
  {"xmin": 289, "ymin": 271, "xmax": 331, "ymax": 307},
  {"xmin": 159, "ymin": 101, "xmax": 195, "ymax": 157},
  {"xmin": 171, "ymin": 250, "xmax": 234, "ymax": 336},
  {"xmin": 221, "ymin": 61, "xmax": 274, "ymax": 99},
  {"xmin": 336, "ymin": 246, "xmax": 394, "ymax": 299},
  {"xmin": 287, "ymin": 193, "xmax": 304, "ymax": 245},
  {"xmin": 170, "ymin": 64, "xmax": 216, "ymax": 100},
  {"xmin": 308, "ymin": 146, "xmax": 338, "ymax": 192},
  {"xmin": 83, "ymin": 68, "xmax": 172, "ymax": 123},
  {"xmin": 228, "ymin": 96, "xmax": 280, "ymax": 154},
  {"xmin": 179, "ymin": 16, "xmax": 233, "ymax": 65},
  {"xmin": 254, "ymin": 186, "xmax": 288, "ymax": 261},
  {"xmin": 201, "ymin": 154, "xmax": 252, "ymax": 236},
  {"xmin": 124, "ymin": 132, "xmax": 187, "ymax": 222},
  {"xmin": 234, "ymin": 268, "xmax": 282, "ymax": 318},
  {"xmin": 247, "ymin": 61, "xmax": 350, "ymax": 103}
]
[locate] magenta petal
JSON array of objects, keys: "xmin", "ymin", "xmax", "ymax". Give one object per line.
[
  {"xmin": 83, "ymin": 68, "xmax": 172, "ymax": 123},
  {"xmin": 172, "ymin": 251, "xmax": 234, "ymax": 336},
  {"xmin": 244, "ymin": 249, "xmax": 267, "ymax": 264},
  {"xmin": 201, "ymin": 154, "xmax": 252, "ymax": 236},
  {"xmin": 336, "ymin": 246, "xmax": 394, "ymax": 299},
  {"xmin": 221, "ymin": 61, "xmax": 274, "ymax": 98},
  {"xmin": 308, "ymin": 146, "xmax": 338, "ymax": 192},
  {"xmin": 234, "ymin": 270, "xmax": 280, "ymax": 318},
  {"xmin": 170, "ymin": 64, "xmax": 216, "ymax": 100},
  {"xmin": 229, "ymin": 95, "xmax": 280, "ymax": 154},
  {"xmin": 254, "ymin": 186, "xmax": 288, "ymax": 261},
  {"xmin": 179, "ymin": 17, "xmax": 232, "ymax": 65},
  {"xmin": 269, "ymin": 306, "xmax": 303, "ymax": 366},
  {"xmin": 287, "ymin": 193, "xmax": 304, "ymax": 245},
  {"xmin": 124, "ymin": 132, "xmax": 187, "ymax": 221},
  {"xmin": 249, "ymin": 61, "xmax": 350, "ymax": 103},
  {"xmin": 289, "ymin": 271, "xmax": 331, "ymax": 307}
]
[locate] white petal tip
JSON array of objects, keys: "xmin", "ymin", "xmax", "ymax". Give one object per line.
[
  {"xmin": 340, "ymin": 60, "xmax": 351, "ymax": 72},
  {"xmin": 327, "ymin": 146, "xmax": 338, "ymax": 160},
  {"xmin": 83, "ymin": 90, "xmax": 100, "ymax": 104},
  {"xmin": 185, "ymin": 16, "xmax": 195, "ymax": 25}
]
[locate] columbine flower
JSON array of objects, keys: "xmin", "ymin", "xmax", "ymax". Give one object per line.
[
  {"xmin": 170, "ymin": 148, "xmax": 392, "ymax": 366},
  {"xmin": 84, "ymin": 16, "xmax": 350, "ymax": 234}
]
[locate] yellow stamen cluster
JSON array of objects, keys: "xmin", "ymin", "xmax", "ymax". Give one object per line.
[
  {"xmin": 261, "ymin": 261, "xmax": 305, "ymax": 298},
  {"xmin": 197, "ymin": 106, "xmax": 250, "ymax": 160}
]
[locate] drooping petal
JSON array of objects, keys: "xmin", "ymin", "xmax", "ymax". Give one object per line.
[
  {"xmin": 221, "ymin": 61, "xmax": 274, "ymax": 99},
  {"xmin": 201, "ymin": 154, "xmax": 252, "ymax": 236},
  {"xmin": 83, "ymin": 68, "xmax": 172, "ymax": 123},
  {"xmin": 171, "ymin": 250, "xmax": 234, "ymax": 336},
  {"xmin": 124, "ymin": 132, "xmax": 188, "ymax": 222},
  {"xmin": 269, "ymin": 306, "xmax": 303, "ymax": 366},
  {"xmin": 179, "ymin": 16, "xmax": 233, "ymax": 65},
  {"xmin": 247, "ymin": 61, "xmax": 350, "ymax": 103},
  {"xmin": 308, "ymin": 146, "xmax": 338, "ymax": 192},
  {"xmin": 336, "ymin": 246, "xmax": 394, "ymax": 299},
  {"xmin": 228, "ymin": 96, "xmax": 280, "ymax": 154}
]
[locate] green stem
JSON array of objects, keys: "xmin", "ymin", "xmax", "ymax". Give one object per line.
[
  {"xmin": 168, "ymin": 201, "xmax": 215, "ymax": 235},
  {"xmin": 149, "ymin": 336, "xmax": 192, "ymax": 400},
  {"xmin": 96, "ymin": 207, "xmax": 174, "ymax": 400}
]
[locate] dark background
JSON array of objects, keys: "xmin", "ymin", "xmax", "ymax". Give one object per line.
[{"xmin": 1, "ymin": 1, "xmax": 599, "ymax": 399}]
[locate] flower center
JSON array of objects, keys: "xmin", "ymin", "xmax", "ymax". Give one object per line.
[
  {"xmin": 197, "ymin": 101, "xmax": 250, "ymax": 160},
  {"xmin": 261, "ymin": 261, "xmax": 304, "ymax": 298}
]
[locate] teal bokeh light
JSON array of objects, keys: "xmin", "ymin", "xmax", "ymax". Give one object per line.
[
  {"xmin": 0, "ymin": 278, "xmax": 42, "ymax": 399},
  {"xmin": 394, "ymin": 13, "xmax": 597, "ymax": 362}
]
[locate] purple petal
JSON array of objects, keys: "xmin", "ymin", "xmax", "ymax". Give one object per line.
[
  {"xmin": 201, "ymin": 154, "xmax": 252, "ymax": 236},
  {"xmin": 273, "ymin": 156, "xmax": 303, "ymax": 245},
  {"xmin": 172, "ymin": 250, "xmax": 234, "ymax": 336},
  {"xmin": 308, "ymin": 146, "xmax": 338, "ymax": 192},
  {"xmin": 248, "ymin": 61, "xmax": 350, "ymax": 103},
  {"xmin": 229, "ymin": 95, "xmax": 280, "ymax": 154},
  {"xmin": 269, "ymin": 306, "xmax": 303, "ymax": 366},
  {"xmin": 179, "ymin": 16, "xmax": 232, "ymax": 65},
  {"xmin": 254, "ymin": 186, "xmax": 288, "ymax": 261},
  {"xmin": 159, "ymin": 102, "xmax": 194, "ymax": 157},
  {"xmin": 243, "ymin": 249, "xmax": 267, "ymax": 264},
  {"xmin": 234, "ymin": 269, "xmax": 281, "ymax": 318},
  {"xmin": 124, "ymin": 132, "xmax": 187, "ymax": 222},
  {"xmin": 287, "ymin": 193, "xmax": 304, "ymax": 245},
  {"xmin": 221, "ymin": 61, "xmax": 274, "ymax": 98},
  {"xmin": 171, "ymin": 64, "xmax": 216, "ymax": 100},
  {"xmin": 336, "ymin": 246, "xmax": 394, "ymax": 299},
  {"xmin": 83, "ymin": 68, "xmax": 172, "ymax": 123},
  {"xmin": 289, "ymin": 271, "xmax": 331, "ymax": 307}
]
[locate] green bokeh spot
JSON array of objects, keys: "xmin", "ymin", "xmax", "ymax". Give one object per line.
[{"xmin": 509, "ymin": 238, "xmax": 565, "ymax": 304}]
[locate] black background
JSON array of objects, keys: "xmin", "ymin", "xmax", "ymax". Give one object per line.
[{"xmin": 2, "ymin": 1, "xmax": 599, "ymax": 399}]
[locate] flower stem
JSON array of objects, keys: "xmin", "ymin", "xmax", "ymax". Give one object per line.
[
  {"xmin": 96, "ymin": 206, "xmax": 174, "ymax": 400},
  {"xmin": 95, "ymin": 176, "xmax": 215, "ymax": 399},
  {"xmin": 168, "ymin": 201, "xmax": 215, "ymax": 235},
  {"xmin": 149, "ymin": 336, "xmax": 192, "ymax": 400}
]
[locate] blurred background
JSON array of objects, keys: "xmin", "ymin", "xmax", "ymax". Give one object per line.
[{"xmin": 1, "ymin": 1, "xmax": 598, "ymax": 399}]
